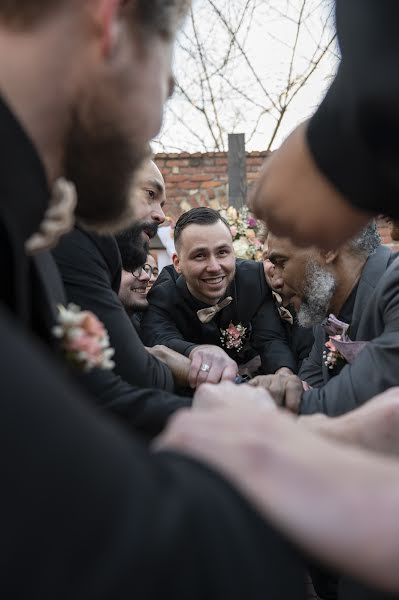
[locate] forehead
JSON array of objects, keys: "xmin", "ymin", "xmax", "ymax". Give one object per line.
[
  {"xmin": 146, "ymin": 254, "xmax": 157, "ymax": 266},
  {"xmin": 136, "ymin": 161, "xmax": 165, "ymax": 189},
  {"xmin": 267, "ymin": 235, "xmax": 318, "ymax": 262},
  {"xmin": 267, "ymin": 236, "xmax": 297, "ymax": 257},
  {"xmin": 180, "ymin": 221, "xmax": 232, "ymax": 249}
]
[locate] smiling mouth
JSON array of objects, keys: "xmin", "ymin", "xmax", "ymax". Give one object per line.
[
  {"xmin": 202, "ymin": 276, "xmax": 225, "ymax": 285},
  {"xmin": 131, "ymin": 288, "xmax": 147, "ymax": 294}
]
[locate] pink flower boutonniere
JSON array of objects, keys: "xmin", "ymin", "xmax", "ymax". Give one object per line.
[
  {"xmin": 53, "ymin": 304, "xmax": 115, "ymax": 372},
  {"xmin": 220, "ymin": 322, "xmax": 247, "ymax": 352},
  {"xmin": 322, "ymin": 314, "xmax": 369, "ymax": 370}
]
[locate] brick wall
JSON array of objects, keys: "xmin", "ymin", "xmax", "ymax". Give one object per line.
[
  {"xmin": 155, "ymin": 151, "xmax": 399, "ymax": 250},
  {"xmin": 155, "ymin": 150, "xmax": 268, "ymax": 221}
]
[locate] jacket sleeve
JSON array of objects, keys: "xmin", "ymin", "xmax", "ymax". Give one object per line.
[
  {"xmin": 53, "ymin": 231, "xmax": 175, "ymax": 391},
  {"xmin": 1, "ymin": 310, "xmax": 305, "ymax": 600},
  {"xmin": 300, "ymin": 329, "xmax": 399, "ymax": 416},
  {"xmin": 298, "ymin": 327, "xmax": 325, "ymax": 388},
  {"xmin": 76, "ymin": 368, "xmax": 190, "ymax": 439},
  {"xmin": 251, "ymin": 298, "xmax": 297, "ymax": 374},
  {"xmin": 307, "ymin": 0, "xmax": 399, "ymax": 218},
  {"xmin": 141, "ymin": 281, "xmax": 197, "ymax": 357}
]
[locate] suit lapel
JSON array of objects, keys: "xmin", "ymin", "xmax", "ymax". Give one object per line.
[{"xmin": 350, "ymin": 246, "xmax": 394, "ymax": 338}]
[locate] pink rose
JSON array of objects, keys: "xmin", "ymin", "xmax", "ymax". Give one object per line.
[{"xmin": 247, "ymin": 217, "xmax": 257, "ymax": 228}]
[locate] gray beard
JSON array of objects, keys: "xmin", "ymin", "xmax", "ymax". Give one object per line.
[{"xmin": 297, "ymin": 262, "xmax": 337, "ymax": 328}]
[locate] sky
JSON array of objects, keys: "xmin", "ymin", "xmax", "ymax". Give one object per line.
[{"xmin": 153, "ymin": 0, "xmax": 339, "ymax": 154}]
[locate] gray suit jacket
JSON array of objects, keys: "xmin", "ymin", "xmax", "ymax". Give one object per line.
[{"xmin": 299, "ymin": 245, "xmax": 399, "ymax": 415}]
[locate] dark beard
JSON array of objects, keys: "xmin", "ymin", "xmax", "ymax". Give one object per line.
[
  {"xmin": 64, "ymin": 108, "xmax": 150, "ymax": 235},
  {"xmin": 115, "ymin": 221, "xmax": 159, "ymax": 272}
]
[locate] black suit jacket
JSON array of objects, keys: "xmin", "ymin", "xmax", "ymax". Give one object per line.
[
  {"xmin": 299, "ymin": 246, "xmax": 399, "ymax": 415},
  {"xmin": 53, "ymin": 227, "xmax": 195, "ymax": 436},
  {"xmin": 0, "ymin": 96, "xmax": 306, "ymax": 598},
  {"xmin": 141, "ymin": 261, "xmax": 297, "ymax": 374}
]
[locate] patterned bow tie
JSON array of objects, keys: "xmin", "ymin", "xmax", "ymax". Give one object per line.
[
  {"xmin": 197, "ymin": 296, "xmax": 233, "ymax": 324},
  {"xmin": 272, "ymin": 292, "xmax": 294, "ymax": 325}
]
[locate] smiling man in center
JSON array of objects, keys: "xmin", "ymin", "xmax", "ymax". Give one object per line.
[{"xmin": 141, "ymin": 207, "xmax": 297, "ymax": 387}]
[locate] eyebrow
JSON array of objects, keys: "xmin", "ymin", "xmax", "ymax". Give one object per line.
[
  {"xmin": 189, "ymin": 243, "xmax": 231, "ymax": 254},
  {"xmin": 145, "ymin": 178, "xmax": 165, "ymax": 195},
  {"xmin": 267, "ymin": 252, "xmax": 288, "ymax": 264}
]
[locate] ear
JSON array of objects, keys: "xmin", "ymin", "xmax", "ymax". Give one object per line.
[
  {"xmin": 322, "ymin": 249, "xmax": 339, "ymax": 265},
  {"xmin": 172, "ymin": 253, "xmax": 181, "ymax": 273},
  {"xmin": 95, "ymin": 0, "xmax": 123, "ymax": 57}
]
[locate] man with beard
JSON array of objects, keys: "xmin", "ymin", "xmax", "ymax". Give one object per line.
[
  {"xmin": 262, "ymin": 248, "xmax": 314, "ymax": 372},
  {"xmin": 251, "ymin": 223, "xmax": 399, "ymax": 418},
  {"xmin": 54, "ymin": 158, "xmax": 192, "ymax": 435},
  {"xmin": 0, "ymin": 1, "xmax": 311, "ymax": 597}
]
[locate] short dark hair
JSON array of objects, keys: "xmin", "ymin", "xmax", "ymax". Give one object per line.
[
  {"xmin": 174, "ymin": 207, "xmax": 231, "ymax": 249},
  {"xmin": 0, "ymin": 0, "xmax": 190, "ymax": 37}
]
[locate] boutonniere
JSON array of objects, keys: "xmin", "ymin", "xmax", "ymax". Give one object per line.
[
  {"xmin": 52, "ymin": 304, "xmax": 115, "ymax": 372},
  {"xmin": 322, "ymin": 314, "xmax": 369, "ymax": 370},
  {"xmin": 220, "ymin": 322, "xmax": 247, "ymax": 352}
]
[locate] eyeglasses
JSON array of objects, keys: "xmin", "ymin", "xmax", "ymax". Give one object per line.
[{"xmin": 132, "ymin": 263, "xmax": 153, "ymax": 278}]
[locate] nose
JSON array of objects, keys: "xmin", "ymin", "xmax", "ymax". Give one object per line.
[
  {"xmin": 151, "ymin": 204, "xmax": 166, "ymax": 225},
  {"xmin": 272, "ymin": 275, "xmax": 284, "ymax": 290},
  {"xmin": 138, "ymin": 271, "xmax": 151, "ymax": 283},
  {"xmin": 206, "ymin": 255, "xmax": 221, "ymax": 272}
]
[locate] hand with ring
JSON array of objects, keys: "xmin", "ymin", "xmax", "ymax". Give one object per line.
[{"xmin": 188, "ymin": 345, "xmax": 238, "ymax": 388}]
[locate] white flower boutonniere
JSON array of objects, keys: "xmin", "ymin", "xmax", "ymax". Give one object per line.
[
  {"xmin": 220, "ymin": 321, "xmax": 247, "ymax": 352},
  {"xmin": 53, "ymin": 304, "xmax": 115, "ymax": 372}
]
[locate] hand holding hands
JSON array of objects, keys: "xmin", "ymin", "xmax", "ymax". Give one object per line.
[
  {"xmin": 188, "ymin": 345, "xmax": 238, "ymax": 388},
  {"xmin": 249, "ymin": 372, "xmax": 303, "ymax": 414}
]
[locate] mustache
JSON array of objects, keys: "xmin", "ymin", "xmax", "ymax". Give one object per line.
[{"xmin": 138, "ymin": 221, "xmax": 159, "ymax": 238}]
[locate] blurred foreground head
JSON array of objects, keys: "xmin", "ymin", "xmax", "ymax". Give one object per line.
[{"xmin": 0, "ymin": 0, "xmax": 190, "ymax": 233}]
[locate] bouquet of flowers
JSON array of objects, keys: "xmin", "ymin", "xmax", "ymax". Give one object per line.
[{"xmin": 219, "ymin": 206, "xmax": 263, "ymax": 260}]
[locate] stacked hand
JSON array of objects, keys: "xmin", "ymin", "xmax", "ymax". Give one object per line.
[
  {"xmin": 188, "ymin": 345, "xmax": 238, "ymax": 388},
  {"xmin": 249, "ymin": 371, "xmax": 303, "ymax": 414}
]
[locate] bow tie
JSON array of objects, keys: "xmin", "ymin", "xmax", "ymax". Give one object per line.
[
  {"xmin": 197, "ymin": 296, "xmax": 233, "ymax": 324},
  {"xmin": 272, "ymin": 292, "xmax": 294, "ymax": 325}
]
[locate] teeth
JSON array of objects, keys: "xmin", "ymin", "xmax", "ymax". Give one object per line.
[{"xmin": 205, "ymin": 277, "xmax": 223, "ymax": 284}]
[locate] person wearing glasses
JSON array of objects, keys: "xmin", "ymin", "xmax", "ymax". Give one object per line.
[
  {"xmin": 146, "ymin": 253, "xmax": 160, "ymax": 292},
  {"xmin": 119, "ymin": 263, "xmax": 152, "ymax": 331}
]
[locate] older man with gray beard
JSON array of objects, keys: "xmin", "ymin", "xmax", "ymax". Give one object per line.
[{"xmin": 251, "ymin": 223, "xmax": 399, "ymax": 416}]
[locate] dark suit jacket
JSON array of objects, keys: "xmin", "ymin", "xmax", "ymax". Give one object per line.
[
  {"xmin": 282, "ymin": 313, "xmax": 314, "ymax": 373},
  {"xmin": 299, "ymin": 245, "xmax": 399, "ymax": 415},
  {"xmin": 53, "ymin": 227, "xmax": 196, "ymax": 436},
  {"xmin": 307, "ymin": 0, "xmax": 399, "ymax": 220},
  {"xmin": 53, "ymin": 227, "xmax": 174, "ymax": 390},
  {"xmin": 141, "ymin": 261, "xmax": 297, "ymax": 374},
  {"xmin": 0, "ymin": 96, "xmax": 305, "ymax": 598}
]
